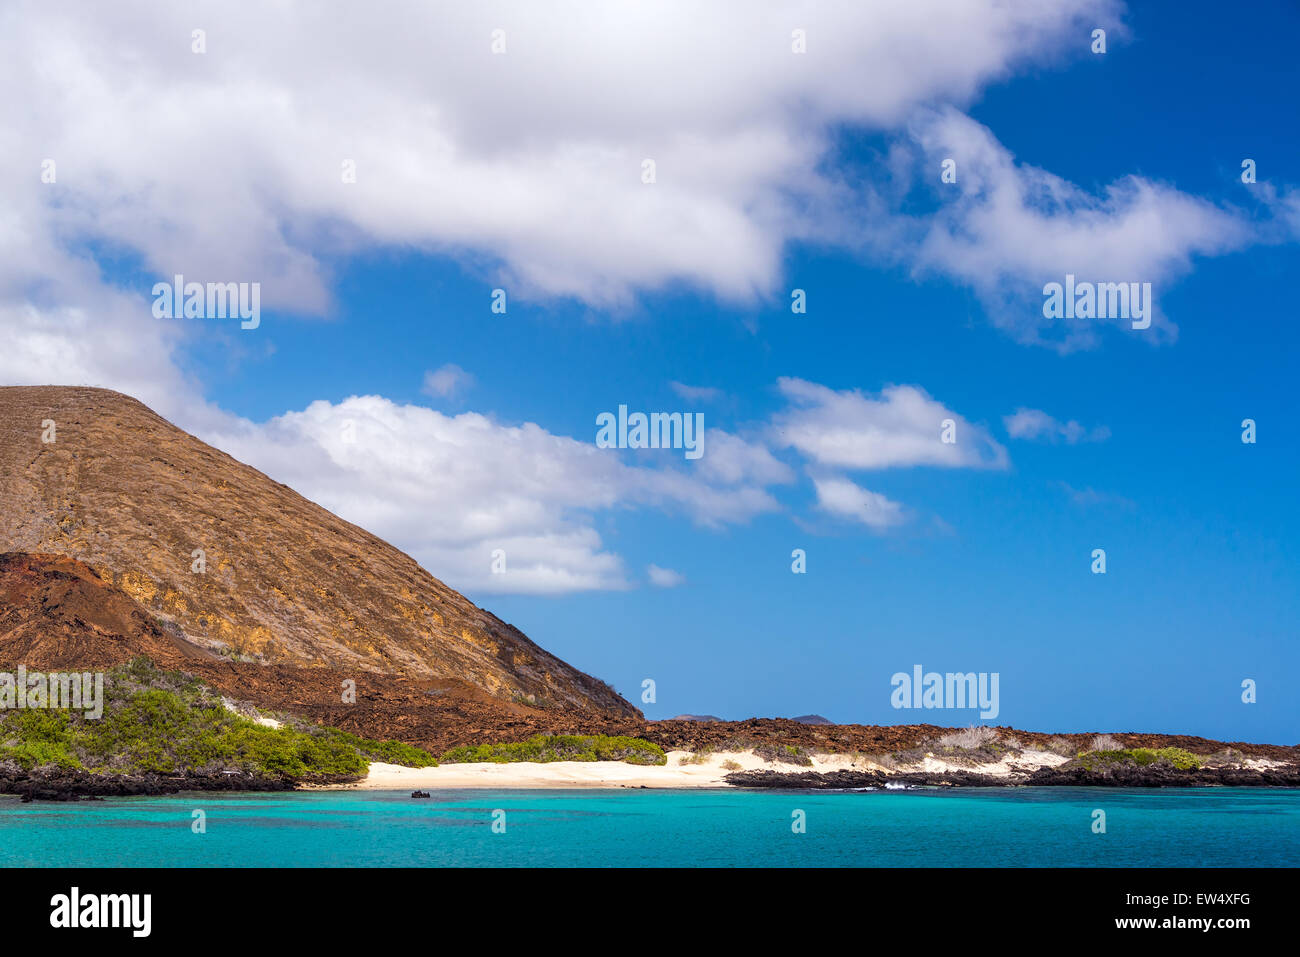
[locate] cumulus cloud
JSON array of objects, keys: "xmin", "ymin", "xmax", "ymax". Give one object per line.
[
  {"xmin": 694, "ymin": 429, "xmax": 796, "ymax": 487},
  {"xmin": 810, "ymin": 475, "xmax": 906, "ymax": 529},
  {"xmin": 1004, "ymin": 407, "xmax": 1109, "ymax": 444},
  {"xmin": 196, "ymin": 395, "xmax": 787, "ymax": 594},
  {"xmin": 772, "ymin": 377, "xmax": 1008, "ymax": 471},
  {"xmin": 0, "ymin": 1, "xmax": 1121, "ymax": 316},
  {"xmin": 646, "ymin": 564, "xmax": 686, "ymax": 588},
  {"xmin": 882, "ymin": 109, "xmax": 1261, "ymax": 348},
  {"xmin": 175, "ymin": 375, "xmax": 1006, "ymax": 591}
]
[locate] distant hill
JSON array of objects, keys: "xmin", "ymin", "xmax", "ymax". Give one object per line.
[
  {"xmin": 792, "ymin": 714, "xmax": 832, "ymax": 725},
  {"xmin": 671, "ymin": 714, "xmax": 723, "ymax": 722},
  {"xmin": 0, "ymin": 386, "xmax": 636, "ymax": 715}
]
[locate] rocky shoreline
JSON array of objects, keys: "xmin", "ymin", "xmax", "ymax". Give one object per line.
[
  {"xmin": 724, "ymin": 763, "xmax": 1300, "ymax": 789},
  {"xmin": 0, "ymin": 766, "xmax": 360, "ymax": 802}
]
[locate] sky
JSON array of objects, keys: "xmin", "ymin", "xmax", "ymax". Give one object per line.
[{"xmin": 2, "ymin": 1, "xmax": 1297, "ymax": 741}]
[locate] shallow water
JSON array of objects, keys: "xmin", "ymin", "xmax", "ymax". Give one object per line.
[{"xmin": 2, "ymin": 786, "xmax": 1295, "ymax": 867}]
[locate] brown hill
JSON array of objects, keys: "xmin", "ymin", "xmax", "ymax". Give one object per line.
[{"xmin": 0, "ymin": 386, "xmax": 635, "ymax": 715}]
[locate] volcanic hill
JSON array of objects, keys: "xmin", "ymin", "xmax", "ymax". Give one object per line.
[{"xmin": 0, "ymin": 385, "xmax": 635, "ymax": 716}]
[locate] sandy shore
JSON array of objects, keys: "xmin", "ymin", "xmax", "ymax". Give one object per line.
[
  {"xmin": 344, "ymin": 750, "xmax": 852, "ymax": 790},
  {"xmin": 334, "ymin": 748, "xmax": 1071, "ymax": 790}
]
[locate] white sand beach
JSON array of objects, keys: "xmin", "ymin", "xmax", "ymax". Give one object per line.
[
  {"xmin": 347, "ymin": 750, "xmax": 841, "ymax": 789},
  {"xmin": 337, "ymin": 747, "xmax": 1070, "ymax": 790}
]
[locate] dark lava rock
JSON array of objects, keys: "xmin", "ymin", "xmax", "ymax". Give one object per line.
[
  {"xmin": 725, "ymin": 763, "xmax": 1300, "ymax": 790},
  {"xmin": 1025, "ymin": 763, "xmax": 1300, "ymax": 788},
  {"xmin": 0, "ymin": 765, "xmax": 323, "ymax": 802},
  {"xmin": 724, "ymin": 769, "xmax": 1003, "ymax": 789}
]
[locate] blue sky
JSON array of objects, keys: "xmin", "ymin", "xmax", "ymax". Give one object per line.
[{"xmin": 5, "ymin": 1, "xmax": 1297, "ymax": 740}]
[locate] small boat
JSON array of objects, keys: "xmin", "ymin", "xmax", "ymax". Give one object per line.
[{"xmin": 410, "ymin": 790, "xmax": 431, "ymax": 799}]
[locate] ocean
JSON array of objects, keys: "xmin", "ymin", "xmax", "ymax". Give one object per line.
[{"xmin": 2, "ymin": 787, "xmax": 1296, "ymax": 867}]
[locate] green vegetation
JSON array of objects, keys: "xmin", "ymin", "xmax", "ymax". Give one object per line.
[
  {"xmin": 440, "ymin": 734, "xmax": 666, "ymax": 766},
  {"xmin": 318, "ymin": 730, "xmax": 437, "ymax": 769},
  {"xmin": 751, "ymin": 742, "xmax": 813, "ymax": 766},
  {"xmin": 1075, "ymin": 747, "xmax": 1204, "ymax": 771},
  {"xmin": 0, "ymin": 657, "xmax": 437, "ymax": 780}
]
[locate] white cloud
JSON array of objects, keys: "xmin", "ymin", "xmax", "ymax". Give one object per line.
[
  {"xmin": 811, "ymin": 475, "xmax": 906, "ymax": 529},
  {"xmin": 694, "ymin": 429, "xmax": 796, "ymax": 487},
  {"xmin": 197, "ymin": 395, "xmax": 786, "ymax": 594},
  {"xmin": 178, "ymin": 377, "xmax": 1004, "ymax": 592},
  {"xmin": 0, "ymin": 1, "xmax": 1121, "ymax": 333},
  {"xmin": 670, "ymin": 382, "xmax": 724, "ymax": 403},
  {"xmin": 772, "ymin": 377, "xmax": 1008, "ymax": 471},
  {"xmin": 887, "ymin": 109, "xmax": 1260, "ymax": 348},
  {"xmin": 422, "ymin": 364, "xmax": 475, "ymax": 399},
  {"xmin": 0, "ymin": 296, "xmax": 190, "ymax": 418},
  {"xmin": 0, "ymin": 0, "xmax": 1286, "ymax": 412},
  {"xmin": 647, "ymin": 564, "xmax": 686, "ymax": 588},
  {"xmin": 1004, "ymin": 407, "xmax": 1109, "ymax": 444}
]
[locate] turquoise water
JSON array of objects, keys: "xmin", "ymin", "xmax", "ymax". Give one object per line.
[{"xmin": 1, "ymin": 787, "xmax": 1296, "ymax": 867}]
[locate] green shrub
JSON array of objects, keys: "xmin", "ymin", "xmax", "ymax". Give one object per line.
[
  {"xmin": 0, "ymin": 657, "xmax": 437, "ymax": 780},
  {"xmin": 312, "ymin": 727, "xmax": 438, "ymax": 768},
  {"xmin": 440, "ymin": 734, "xmax": 666, "ymax": 766},
  {"xmin": 1075, "ymin": 747, "xmax": 1204, "ymax": 771}
]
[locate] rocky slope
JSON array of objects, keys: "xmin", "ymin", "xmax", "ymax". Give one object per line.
[
  {"xmin": 0, "ymin": 552, "xmax": 215, "ymax": 670},
  {"xmin": 0, "ymin": 551, "xmax": 625, "ymax": 758},
  {"xmin": 0, "ymin": 386, "xmax": 634, "ymax": 715}
]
